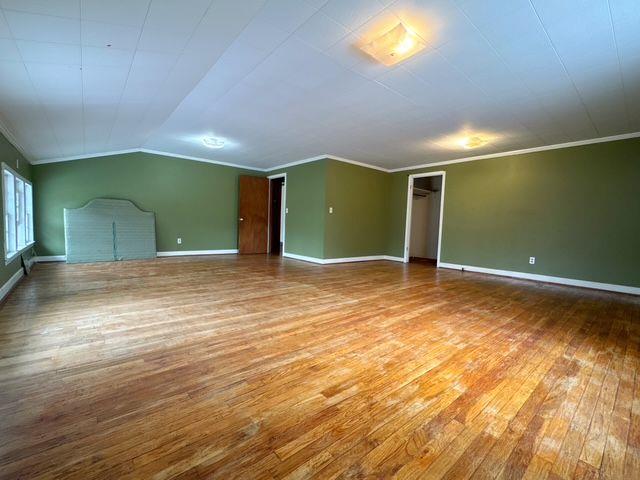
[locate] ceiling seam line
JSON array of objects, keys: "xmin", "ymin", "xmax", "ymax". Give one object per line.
[
  {"xmin": 605, "ymin": 0, "xmax": 631, "ymax": 131},
  {"xmin": 527, "ymin": 0, "xmax": 600, "ymax": 136},
  {"xmin": 133, "ymin": 0, "xmax": 218, "ymax": 148},
  {"xmin": 103, "ymin": 0, "xmax": 153, "ymax": 149},
  {"xmin": 0, "ymin": 7, "xmax": 64, "ymax": 158},
  {"xmin": 140, "ymin": 0, "xmax": 275, "ymax": 149},
  {"xmin": 453, "ymin": 1, "xmax": 573, "ymax": 143},
  {"xmin": 79, "ymin": 0, "xmax": 85, "ymax": 155}
]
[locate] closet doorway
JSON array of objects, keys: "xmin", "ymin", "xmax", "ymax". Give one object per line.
[
  {"xmin": 268, "ymin": 173, "xmax": 286, "ymax": 255},
  {"xmin": 403, "ymin": 172, "xmax": 445, "ymax": 265}
]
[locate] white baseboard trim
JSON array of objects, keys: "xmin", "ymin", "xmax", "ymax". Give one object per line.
[
  {"xmin": 283, "ymin": 253, "xmax": 406, "ymax": 265},
  {"xmin": 282, "ymin": 252, "xmax": 325, "ymax": 264},
  {"xmin": 157, "ymin": 249, "xmax": 238, "ymax": 257},
  {"xmin": 0, "ymin": 268, "xmax": 24, "ymax": 302},
  {"xmin": 324, "ymin": 255, "xmax": 387, "ymax": 264},
  {"xmin": 439, "ymin": 262, "xmax": 640, "ymax": 296},
  {"xmin": 33, "ymin": 255, "xmax": 66, "ymax": 262}
]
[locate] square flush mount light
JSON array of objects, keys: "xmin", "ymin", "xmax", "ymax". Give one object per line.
[{"xmin": 360, "ymin": 23, "xmax": 426, "ymax": 66}]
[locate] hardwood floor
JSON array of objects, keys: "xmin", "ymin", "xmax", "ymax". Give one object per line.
[{"xmin": 1, "ymin": 256, "xmax": 638, "ymax": 479}]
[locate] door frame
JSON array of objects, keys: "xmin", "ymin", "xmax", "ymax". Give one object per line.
[
  {"xmin": 267, "ymin": 173, "xmax": 287, "ymax": 254},
  {"xmin": 403, "ymin": 171, "xmax": 446, "ymax": 265}
]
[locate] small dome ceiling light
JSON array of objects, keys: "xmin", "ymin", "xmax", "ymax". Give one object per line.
[
  {"xmin": 202, "ymin": 137, "xmax": 225, "ymax": 149},
  {"xmin": 459, "ymin": 135, "xmax": 490, "ymax": 150}
]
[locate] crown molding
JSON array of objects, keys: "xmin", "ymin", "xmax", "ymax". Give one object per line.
[
  {"xmin": 27, "ymin": 131, "xmax": 640, "ymax": 173},
  {"xmin": 139, "ymin": 149, "xmax": 266, "ymax": 171},
  {"xmin": 266, "ymin": 154, "xmax": 388, "ymax": 172},
  {"xmin": 387, "ymin": 131, "xmax": 640, "ymax": 172},
  {"xmin": 0, "ymin": 114, "xmax": 32, "ymax": 164},
  {"xmin": 30, "ymin": 148, "xmax": 268, "ymax": 171},
  {"xmin": 31, "ymin": 148, "xmax": 141, "ymax": 165}
]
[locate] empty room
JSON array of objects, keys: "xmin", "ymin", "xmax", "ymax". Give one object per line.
[{"xmin": 1, "ymin": 1, "xmax": 639, "ymax": 479}]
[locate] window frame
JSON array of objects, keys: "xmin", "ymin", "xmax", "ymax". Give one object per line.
[{"xmin": 2, "ymin": 162, "xmax": 34, "ymax": 264}]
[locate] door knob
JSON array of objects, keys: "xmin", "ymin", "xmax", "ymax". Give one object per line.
[{"xmin": 239, "ymin": 217, "xmax": 244, "ymax": 221}]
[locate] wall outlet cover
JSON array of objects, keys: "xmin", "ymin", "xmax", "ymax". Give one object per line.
[
  {"xmin": 529, "ymin": 256, "xmax": 536, "ymax": 264},
  {"xmin": 177, "ymin": 237, "xmax": 182, "ymax": 245}
]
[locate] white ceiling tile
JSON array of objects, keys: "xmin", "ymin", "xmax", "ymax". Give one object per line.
[
  {"xmin": 186, "ymin": 0, "xmax": 265, "ymax": 51},
  {"xmin": 0, "ymin": 12, "xmax": 10, "ymax": 37},
  {"xmin": 0, "ymin": 0, "xmax": 633, "ymax": 166},
  {"xmin": 321, "ymin": 0, "xmax": 386, "ymax": 31},
  {"xmin": 25, "ymin": 63, "xmax": 82, "ymax": 101},
  {"xmin": 120, "ymin": 50, "xmax": 177, "ymax": 102},
  {"xmin": 4, "ymin": 10, "xmax": 80, "ymax": 44},
  {"xmin": 82, "ymin": 64, "xmax": 128, "ymax": 100},
  {"xmin": 258, "ymin": 0, "xmax": 320, "ymax": 34},
  {"xmin": 610, "ymin": 0, "xmax": 640, "ymax": 61},
  {"xmin": 16, "ymin": 40, "xmax": 80, "ymax": 64},
  {"xmin": 236, "ymin": 17, "xmax": 290, "ymax": 54},
  {"xmin": 82, "ymin": 45, "xmax": 133, "ymax": 67},
  {"xmin": 199, "ymin": 43, "xmax": 270, "ymax": 97},
  {"xmin": 294, "ymin": 11, "xmax": 349, "ymax": 51},
  {"xmin": 0, "ymin": 37, "xmax": 19, "ymax": 61},
  {"xmin": 144, "ymin": 0, "xmax": 211, "ymax": 31},
  {"xmin": 302, "ymin": 0, "xmax": 330, "ymax": 10},
  {"xmin": 137, "ymin": 27, "xmax": 191, "ymax": 53},
  {"xmin": 0, "ymin": 60, "xmax": 35, "ymax": 98},
  {"xmin": 0, "ymin": 0, "xmax": 80, "ymax": 18},
  {"xmin": 531, "ymin": 0, "xmax": 617, "ymax": 72},
  {"xmin": 80, "ymin": 0, "xmax": 151, "ymax": 27},
  {"xmin": 81, "ymin": 20, "xmax": 141, "ymax": 50}
]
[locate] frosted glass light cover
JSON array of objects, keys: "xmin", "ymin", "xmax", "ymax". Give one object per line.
[{"xmin": 360, "ymin": 23, "xmax": 427, "ymax": 66}]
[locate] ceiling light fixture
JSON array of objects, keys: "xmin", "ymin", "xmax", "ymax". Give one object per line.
[
  {"xmin": 202, "ymin": 137, "xmax": 225, "ymax": 149},
  {"xmin": 432, "ymin": 128, "xmax": 503, "ymax": 151},
  {"xmin": 360, "ymin": 23, "xmax": 426, "ymax": 66},
  {"xmin": 459, "ymin": 135, "xmax": 489, "ymax": 150}
]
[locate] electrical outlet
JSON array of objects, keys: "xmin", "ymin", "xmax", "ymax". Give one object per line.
[
  {"xmin": 529, "ymin": 256, "xmax": 535, "ymax": 265},
  {"xmin": 329, "ymin": 207, "xmax": 333, "ymax": 214},
  {"xmin": 177, "ymin": 237, "xmax": 182, "ymax": 245},
  {"xmin": 285, "ymin": 208, "xmax": 289, "ymax": 214}
]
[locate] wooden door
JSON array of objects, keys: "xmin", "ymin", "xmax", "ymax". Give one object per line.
[{"xmin": 238, "ymin": 176, "xmax": 269, "ymax": 254}]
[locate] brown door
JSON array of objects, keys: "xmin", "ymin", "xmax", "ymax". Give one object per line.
[{"xmin": 238, "ymin": 175, "xmax": 269, "ymax": 254}]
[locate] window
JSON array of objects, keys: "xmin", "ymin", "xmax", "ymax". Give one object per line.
[{"xmin": 2, "ymin": 163, "xmax": 34, "ymax": 262}]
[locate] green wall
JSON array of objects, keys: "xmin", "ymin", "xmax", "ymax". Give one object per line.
[
  {"xmin": 0, "ymin": 132, "xmax": 32, "ymax": 287},
  {"xmin": 17, "ymin": 136, "xmax": 640, "ymax": 291},
  {"xmin": 388, "ymin": 137, "xmax": 640, "ymax": 288},
  {"xmin": 270, "ymin": 160, "xmax": 327, "ymax": 259},
  {"xmin": 324, "ymin": 160, "xmax": 391, "ymax": 258},
  {"xmin": 272, "ymin": 159, "xmax": 392, "ymax": 259},
  {"xmin": 32, "ymin": 152, "xmax": 258, "ymax": 256}
]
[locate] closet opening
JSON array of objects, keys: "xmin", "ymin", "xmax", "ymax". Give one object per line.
[
  {"xmin": 268, "ymin": 174, "xmax": 286, "ymax": 255},
  {"xmin": 403, "ymin": 172, "xmax": 445, "ymax": 265}
]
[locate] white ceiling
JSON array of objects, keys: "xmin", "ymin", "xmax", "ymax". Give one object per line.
[{"xmin": 0, "ymin": 0, "xmax": 638, "ymax": 170}]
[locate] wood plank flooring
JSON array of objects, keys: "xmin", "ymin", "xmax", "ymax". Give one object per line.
[{"xmin": 0, "ymin": 256, "xmax": 638, "ymax": 479}]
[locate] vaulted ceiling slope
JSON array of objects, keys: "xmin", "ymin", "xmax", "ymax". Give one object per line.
[{"xmin": 0, "ymin": 0, "xmax": 638, "ymax": 170}]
